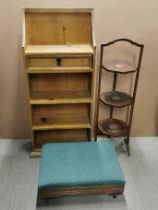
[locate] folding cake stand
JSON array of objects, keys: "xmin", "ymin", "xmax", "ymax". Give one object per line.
[{"xmin": 95, "ymin": 39, "xmax": 144, "ymax": 156}]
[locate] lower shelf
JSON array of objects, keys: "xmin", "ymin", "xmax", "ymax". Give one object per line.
[
  {"xmin": 30, "ymin": 90, "xmax": 91, "ymax": 104},
  {"xmin": 32, "ymin": 112, "xmax": 90, "ymax": 130},
  {"xmin": 32, "ymin": 123, "xmax": 91, "ymax": 130},
  {"xmin": 34, "ymin": 129, "xmax": 89, "ymax": 149},
  {"xmin": 98, "ymin": 118, "xmax": 128, "ymax": 137},
  {"xmin": 32, "ymin": 103, "xmax": 91, "ymax": 130}
]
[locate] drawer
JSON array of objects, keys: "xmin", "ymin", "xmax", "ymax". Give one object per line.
[{"xmin": 27, "ymin": 56, "xmax": 92, "ymax": 68}]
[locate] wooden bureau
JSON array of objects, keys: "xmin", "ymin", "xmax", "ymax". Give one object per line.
[{"xmin": 22, "ymin": 8, "xmax": 96, "ymax": 157}]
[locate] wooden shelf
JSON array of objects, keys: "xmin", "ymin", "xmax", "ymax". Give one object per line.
[
  {"xmin": 33, "ymin": 112, "xmax": 89, "ymax": 125},
  {"xmin": 29, "ymin": 74, "xmax": 92, "ymax": 104},
  {"xmin": 30, "ymin": 98, "xmax": 92, "ymax": 105},
  {"xmin": 34, "ymin": 129, "xmax": 89, "ymax": 148},
  {"xmin": 32, "ymin": 105, "xmax": 91, "ymax": 130},
  {"xmin": 102, "ymin": 60, "xmax": 136, "ymax": 74},
  {"xmin": 30, "ymin": 90, "xmax": 91, "ymax": 104},
  {"xmin": 32, "ymin": 103, "xmax": 90, "ymax": 130},
  {"xmin": 25, "ymin": 44, "xmax": 94, "ymax": 55},
  {"xmin": 100, "ymin": 91, "xmax": 132, "ymax": 107},
  {"xmin": 98, "ymin": 118, "xmax": 128, "ymax": 137},
  {"xmin": 28, "ymin": 67, "xmax": 94, "ymax": 74},
  {"xmin": 32, "ymin": 123, "xmax": 91, "ymax": 131}
]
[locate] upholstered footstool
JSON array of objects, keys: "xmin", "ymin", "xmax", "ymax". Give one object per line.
[{"xmin": 38, "ymin": 141, "xmax": 125, "ymax": 200}]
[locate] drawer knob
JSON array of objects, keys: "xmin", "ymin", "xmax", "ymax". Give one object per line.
[{"xmin": 56, "ymin": 57, "xmax": 62, "ymax": 66}]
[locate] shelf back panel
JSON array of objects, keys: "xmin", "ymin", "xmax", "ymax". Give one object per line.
[
  {"xmin": 32, "ymin": 104, "xmax": 90, "ymax": 126},
  {"xmin": 24, "ymin": 9, "xmax": 92, "ymax": 45},
  {"xmin": 29, "ymin": 73, "xmax": 91, "ymax": 95}
]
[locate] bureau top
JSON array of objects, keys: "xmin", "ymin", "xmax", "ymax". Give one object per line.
[
  {"xmin": 22, "ymin": 8, "xmax": 95, "ymax": 49},
  {"xmin": 25, "ymin": 44, "xmax": 94, "ymax": 55},
  {"xmin": 23, "ymin": 8, "xmax": 93, "ymax": 13}
]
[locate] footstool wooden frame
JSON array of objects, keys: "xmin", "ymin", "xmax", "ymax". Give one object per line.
[{"xmin": 38, "ymin": 141, "xmax": 125, "ymax": 201}]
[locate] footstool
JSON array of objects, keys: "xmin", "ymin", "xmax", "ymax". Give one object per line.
[{"xmin": 38, "ymin": 141, "xmax": 125, "ymax": 200}]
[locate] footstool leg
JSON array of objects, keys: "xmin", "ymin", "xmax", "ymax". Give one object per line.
[
  {"xmin": 113, "ymin": 194, "xmax": 117, "ymax": 199},
  {"xmin": 124, "ymin": 137, "xmax": 130, "ymax": 156},
  {"xmin": 45, "ymin": 198, "xmax": 50, "ymax": 204},
  {"xmin": 108, "ymin": 194, "xmax": 118, "ymax": 198}
]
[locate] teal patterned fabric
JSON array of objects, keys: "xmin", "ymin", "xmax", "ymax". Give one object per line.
[{"xmin": 38, "ymin": 141, "xmax": 126, "ymax": 189}]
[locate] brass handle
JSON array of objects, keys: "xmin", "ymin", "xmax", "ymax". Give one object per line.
[{"xmin": 56, "ymin": 57, "xmax": 62, "ymax": 66}]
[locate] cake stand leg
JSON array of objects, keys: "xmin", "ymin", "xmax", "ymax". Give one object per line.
[{"xmin": 124, "ymin": 137, "xmax": 130, "ymax": 156}]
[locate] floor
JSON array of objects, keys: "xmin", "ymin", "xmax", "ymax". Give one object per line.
[{"xmin": 0, "ymin": 137, "xmax": 158, "ymax": 210}]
